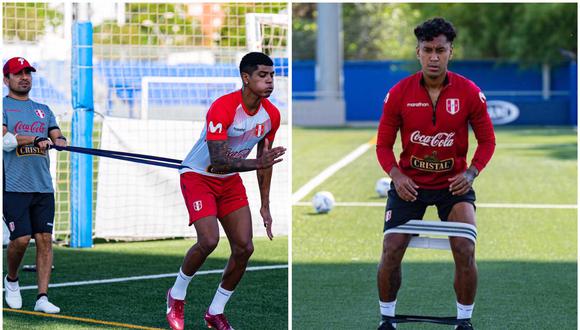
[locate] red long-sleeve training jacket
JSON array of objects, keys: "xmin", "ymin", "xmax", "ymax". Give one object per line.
[{"xmin": 376, "ymin": 71, "xmax": 496, "ymax": 189}]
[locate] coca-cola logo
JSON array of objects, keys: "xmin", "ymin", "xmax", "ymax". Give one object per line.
[
  {"xmin": 14, "ymin": 121, "xmax": 46, "ymax": 134},
  {"xmin": 410, "ymin": 131, "xmax": 455, "ymax": 147}
]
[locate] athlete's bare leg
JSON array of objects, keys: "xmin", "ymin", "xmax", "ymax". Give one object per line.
[
  {"xmin": 377, "ymin": 232, "xmax": 412, "ymax": 302},
  {"xmin": 181, "ymin": 216, "xmax": 220, "ymax": 276},
  {"xmin": 448, "ymin": 202, "xmax": 477, "ymax": 305},
  {"xmin": 7, "ymin": 235, "xmax": 31, "ymax": 280},
  {"xmin": 218, "ymin": 206, "xmax": 254, "ymax": 291},
  {"xmin": 33, "ymin": 232, "xmax": 53, "ymax": 294}
]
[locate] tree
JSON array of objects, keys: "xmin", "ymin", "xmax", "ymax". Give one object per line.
[
  {"xmin": 342, "ymin": 3, "xmax": 420, "ymax": 61},
  {"xmin": 218, "ymin": 3, "xmax": 287, "ymax": 52},
  {"xmin": 93, "ymin": 3, "xmax": 200, "ymax": 47},
  {"xmin": 293, "ymin": 3, "xmax": 577, "ymax": 65},
  {"xmin": 411, "ymin": 3, "xmax": 577, "ymax": 66}
]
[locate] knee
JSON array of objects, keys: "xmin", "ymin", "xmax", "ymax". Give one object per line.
[
  {"xmin": 10, "ymin": 236, "xmax": 31, "ymax": 250},
  {"xmin": 451, "ymin": 239, "xmax": 476, "ymax": 266},
  {"xmin": 34, "ymin": 234, "xmax": 53, "ymax": 250},
  {"xmin": 232, "ymin": 241, "xmax": 254, "ymax": 260},
  {"xmin": 381, "ymin": 241, "xmax": 407, "ymax": 267},
  {"xmin": 198, "ymin": 236, "xmax": 219, "ymax": 255}
]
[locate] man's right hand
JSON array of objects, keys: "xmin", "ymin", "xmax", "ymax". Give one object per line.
[
  {"xmin": 256, "ymin": 139, "xmax": 286, "ymax": 169},
  {"xmin": 33, "ymin": 136, "xmax": 52, "ymax": 150},
  {"xmin": 389, "ymin": 167, "xmax": 419, "ymax": 202}
]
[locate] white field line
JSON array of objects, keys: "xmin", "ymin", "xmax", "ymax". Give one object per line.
[
  {"xmin": 292, "ymin": 142, "xmax": 372, "ymax": 203},
  {"xmin": 11, "ymin": 264, "xmax": 288, "ymax": 291},
  {"xmin": 293, "ymin": 201, "xmax": 577, "ymax": 209}
]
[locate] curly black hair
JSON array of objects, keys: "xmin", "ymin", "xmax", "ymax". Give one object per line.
[
  {"xmin": 239, "ymin": 52, "xmax": 273, "ymax": 75},
  {"xmin": 414, "ymin": 17, "xmax": 457, "ymax": 43}
]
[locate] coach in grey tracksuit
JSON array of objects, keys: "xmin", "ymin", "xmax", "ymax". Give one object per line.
[{"xmin": 3, "ymin": 57, "xmax": 66, "ymax": 313}]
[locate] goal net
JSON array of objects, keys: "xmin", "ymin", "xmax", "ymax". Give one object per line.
[{"xmin": 91, "ymin": 3, "xmax": 289, "ymax": 240}]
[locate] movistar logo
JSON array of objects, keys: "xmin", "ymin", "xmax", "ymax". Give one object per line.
[{"xmin": 208, "ymin": 121, "xmax": 223, "ymax": 134}]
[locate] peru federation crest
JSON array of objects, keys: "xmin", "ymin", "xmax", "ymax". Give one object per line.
[
  {"xmin": 446, "ymin": 98, "xmax": 460, "ymax": 115},
  {"xmin": 255, "ymin": 124, "xmax": 265, "ymax": 137},
  {"xmin": 35, "ymin": 109, "xmax": 46, "ymax": 118},
  {"xmin": 193, "ymin": 200, "xmax": 203, "ymax": 211}
]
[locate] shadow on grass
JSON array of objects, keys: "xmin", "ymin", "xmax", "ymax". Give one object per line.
[
  {"xmin": 3, "ymin": 240, "xmax": 288, "ymax": 330},
  {"xmin": 293, "ymin": 261, "xmax": 577, "ymax": 329},
  {"xmin": 529, "ymin": 143, "xmax": 577, "ymax": 160}
]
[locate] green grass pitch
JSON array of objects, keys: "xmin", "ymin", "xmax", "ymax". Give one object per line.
[
  {"xmin": 292, "ymin": 126, "xmax": 577, "ymax": 329},
  {"xmin": 3, "ymin": 237, "xmax": 288, "ymax": 329}
]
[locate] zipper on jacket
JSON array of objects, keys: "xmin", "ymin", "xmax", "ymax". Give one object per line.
[{"xmin": 432, "ymin": 97, "xmax": 439, "ymax": 125}]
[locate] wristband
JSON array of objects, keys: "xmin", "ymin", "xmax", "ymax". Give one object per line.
[{"xmin": 33, "ymin": 136, "xmax": 49, "ymax": 147}]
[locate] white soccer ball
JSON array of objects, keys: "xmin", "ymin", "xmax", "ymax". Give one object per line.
[
  {"xmin": 375, "ymin": 177, "xmax": 392, "ymax": 197},
  {"xmin": 312, "ymin": 191, "xmax": 335, "ymax": 214}
]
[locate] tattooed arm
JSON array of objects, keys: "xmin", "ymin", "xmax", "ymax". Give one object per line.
[{"xmin": 207, "ymin": 139, "xmax": 285, "ymax": 174}]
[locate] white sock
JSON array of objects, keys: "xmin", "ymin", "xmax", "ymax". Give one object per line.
[
  {"xmin": 457, "ymin": 301, "xmax": 474, "ymax": 320},
  {"xmin": 208, "ymin": 285, "xmax": 234, "ymax": 315},
  {"xmin": 379, "ymin": 299, "xmax": 396, "ymax": 317},
  {"xmin": 170, "ymin": 268, "xmax": 194, "ymax": 300}
]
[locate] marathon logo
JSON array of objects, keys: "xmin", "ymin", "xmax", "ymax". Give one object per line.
[
  {"xmin": 411, "ymin": 153, "xmax": 453, "ymax": 172},
  {"xmin": 16, "ymin": 145, "xmax": 46, "ymax": 157},
  {"xmin": 406, "ymin": 102, "xmax": 430, "ymax": 108}
]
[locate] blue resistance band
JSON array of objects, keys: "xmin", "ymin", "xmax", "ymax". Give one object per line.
[{"xmin": 51, "ymin": 145, "xmax": 187, "ymax": 170}]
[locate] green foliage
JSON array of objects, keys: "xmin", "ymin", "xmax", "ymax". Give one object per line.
[
  {"xmin": 342, "ymin": 3, "xmax": 420, "ymax": 61},
  {"xmin": 293, "ymin": 3, "xmax": 577, "ymax": 65},
  {"xmin": 412, "ymin": 3, "xmax": 578, "ymax": 66},
  {"xmin": 292, "ymin": 4, "xmax": 316, "ymax": 60},
  {"xmin": 93, "ymin": 3, "xmax": 200, "ymax": 46},
  {"xmin": 218, "ymin": 3, "xmax": 286, "ymax": 52},
  {"xmin": 3, "ymin": 3, "xmax": 63, "ymax": 42}
]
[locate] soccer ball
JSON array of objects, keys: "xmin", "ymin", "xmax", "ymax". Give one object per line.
[
  {"xmin": 375, "ymin": 177, "xmax": 392, "ymax": 197},
  {"xmin": 312, "ymin": 191, "xmax": 335, "ymax": 214}
]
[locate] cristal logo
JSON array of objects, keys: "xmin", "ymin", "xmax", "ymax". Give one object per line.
[
  {"xmin": 14, "ymin": 121, "xmax": 45, "ymax": 133},
  {"xmin": 410, "ymin": 131, "xmax": 455, "ymax": 147},
  {"xmin": 208, "ymin": 121, "xmax": 223, "ymax": 133}
]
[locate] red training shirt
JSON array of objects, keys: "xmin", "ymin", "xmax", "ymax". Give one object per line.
[{"xmin": 376, "ymin": 71, "xmax": 496, "ymax": 189}]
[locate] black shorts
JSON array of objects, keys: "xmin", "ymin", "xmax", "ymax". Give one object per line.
[
  {"xmin": 383, "ymin": 182, "xmax": 476, "ymax": 232},
  {"xmin": 3, "ymin": 192, "xmax": 55, "ymax": 240}
]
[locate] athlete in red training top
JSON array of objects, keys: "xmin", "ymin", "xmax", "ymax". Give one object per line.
[
  {"xmin": 165, "ymin": 52, "xmax": 286, "ymax": 330},
  {"xmin": 376, "ymin": 18, "xmax": 495, "ymax": 330}
]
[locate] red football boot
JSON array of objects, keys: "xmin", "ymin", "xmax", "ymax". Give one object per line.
[
  {"xmin": 204, "ymin": 310, "xmax": 234, "ymax": 330},
  {"xmin": 166, "ymin": 289, "xmax": 185, "ymax": 330}
]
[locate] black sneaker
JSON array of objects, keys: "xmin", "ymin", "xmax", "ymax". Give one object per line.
[
  {"xmin": 455, "ymin": 319, "xmax": 474, "ymax": 330},
  {"xmin": 378, "ymin": 315, "xmax": 396, "ymax": 330}
]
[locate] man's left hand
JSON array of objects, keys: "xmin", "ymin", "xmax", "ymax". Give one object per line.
[
  {"xmin": 448, "ymin": 168, "xmax": 477, "ymax": 196},
  {"xmin": 260, "ymin": 206, "xmax": 274, "ymax": 240}
]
